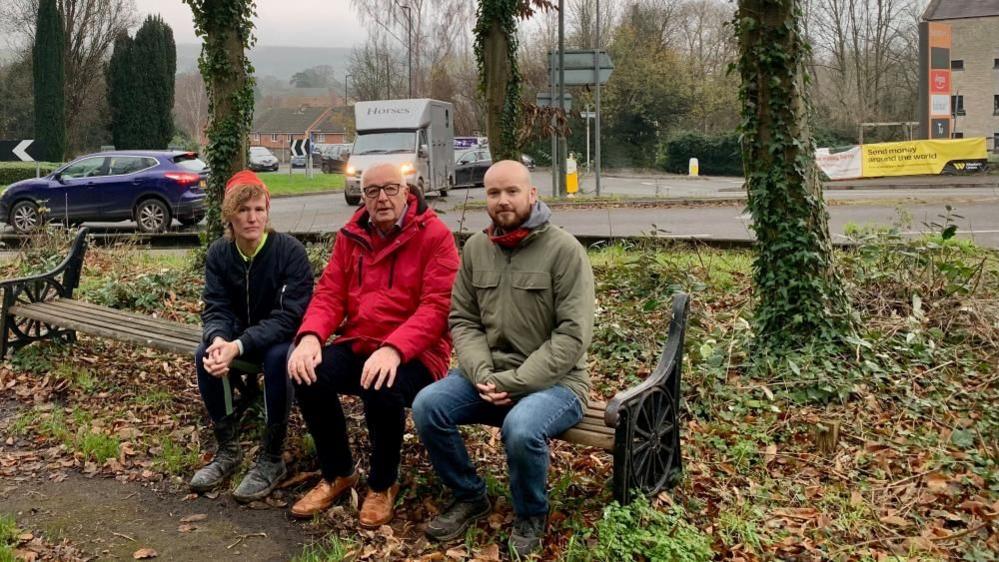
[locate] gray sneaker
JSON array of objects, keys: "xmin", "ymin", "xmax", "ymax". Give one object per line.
[
  {"xmin": 232, "ymin": 456, "xmax": 287, "ymax": 503},
  {"xmin": 509, "ymin": 514, "xmax": 546, "ymax": 559},
  {"xmin": 425, "ymin": 495, "xmax": 492, "ymax": 541}
]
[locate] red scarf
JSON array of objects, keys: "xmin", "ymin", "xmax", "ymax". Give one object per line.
[{"xmin": 488, "ymin": 225, "xmax": 531, "ymax": 248}]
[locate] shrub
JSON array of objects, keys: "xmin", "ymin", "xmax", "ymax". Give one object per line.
[
  {"xmin": 0, "ymin": 161, "xmax": 61, "ymax": 189},
  {"xmin": 658, "ymin": 131, "xmax": 743, "ymax": 176}
]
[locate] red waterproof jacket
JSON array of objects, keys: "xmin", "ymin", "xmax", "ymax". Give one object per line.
[{"xmin": 296, "ymin": 193, "xmax": 459, "ymax": 378}]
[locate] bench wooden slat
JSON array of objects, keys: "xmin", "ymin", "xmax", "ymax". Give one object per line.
[
  {"xmin": 10, "ymin": 301, "xmax": 199, "ymax": 355},
  {"xmin": 559, "ymin": 427, "xmax": 614, "ymax": 450},
  {"xmin": 13, "ymin": 298, "xmax": 619, "ymax": 449},
  {"xmin": 37, "ymin": 299, "xmax": 201, "ymax": 340},
  {"xmin": 11, "ymin": 305, "xmax": 199, "ymax": 351}
]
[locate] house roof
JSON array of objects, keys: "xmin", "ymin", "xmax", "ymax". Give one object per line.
[
  {"xmin": 923, "ymin": 0, "xmax": 999, "ymax": 20},
  {"xmin": 311, "ymin": 106, "xmax": 350, "ymax": 134},
  {"xmin": 251, "ymin": 106, "xmax": 330, "ymax": 133},
  {"xmin": 311, "ymin": 114, "xmax": 346, "ymax": 134}
]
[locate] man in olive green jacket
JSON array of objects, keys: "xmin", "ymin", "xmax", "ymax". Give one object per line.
[{"xmin": 413, "ymin": 160, "xmax": 595, "ymax": 558}]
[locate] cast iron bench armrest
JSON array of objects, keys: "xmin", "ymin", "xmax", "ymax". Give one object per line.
[{"xmin": 602, "ymin": 293, "xmax": 689, "ymax": 503}]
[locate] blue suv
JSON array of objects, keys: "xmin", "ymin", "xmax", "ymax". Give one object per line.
[{"xmin": 1, "ymin": 150, "xmax": 208, "ymax": 233}]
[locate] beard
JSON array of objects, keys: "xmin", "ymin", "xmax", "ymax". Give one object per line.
[{"xmin": 488, "ymin": 204, "xmax": 532, "ymax": 231}]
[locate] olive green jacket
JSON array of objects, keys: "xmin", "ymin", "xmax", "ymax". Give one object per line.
[{"xmin": 449, "ymin": 221, "xmax": 595, "ymax": 403}]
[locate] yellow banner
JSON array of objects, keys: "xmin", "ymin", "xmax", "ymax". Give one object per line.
[{"xmin": 861, "ymin": 138, "xmax": 986, "ymax": 177}]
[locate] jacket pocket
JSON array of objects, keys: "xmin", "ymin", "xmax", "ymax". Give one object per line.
[
  {"xmin": 472, "ymin": 270, "xmax": 501, "ymax": 289},
  {"xmin": 511, "ymin": 271, "xmax": 552, "ymax": 291}
]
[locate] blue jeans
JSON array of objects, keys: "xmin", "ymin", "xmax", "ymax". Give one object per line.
[{"xmin": 412, "ymin": 370, "xmax": 584, "ymax": 518}]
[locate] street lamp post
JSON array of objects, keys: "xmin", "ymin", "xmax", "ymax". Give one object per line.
[
  {"xmin": 344, "ymin": 72, "xmax": 353, "ymax": 103},
  {"xmin": 395, "ymin": 2, "xmax": 413, "ymax": 98}
]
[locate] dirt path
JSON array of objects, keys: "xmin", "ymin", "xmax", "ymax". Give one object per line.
[{"xmin": 1, "ymin": 473, "xmax": 314, "ymax": 561}]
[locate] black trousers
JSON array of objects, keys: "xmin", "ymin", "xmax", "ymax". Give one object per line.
[{"xmin": 292, "ymin": 343, "xmax": 433, "ymax": 491}]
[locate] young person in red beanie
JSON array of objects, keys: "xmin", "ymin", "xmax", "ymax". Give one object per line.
[
  {"xmin": 285, "ymin": 162, "xmax": 459, "ymax": 527},
  {"xmin": 190, "ymin": 170, "xmax": 314, "ymax": 503}
]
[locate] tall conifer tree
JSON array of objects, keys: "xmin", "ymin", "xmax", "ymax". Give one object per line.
[
  {"xmin": 33, "ymin": 0, "xmax": 66, "ymax": 161},
  {"xmin": 134, "ymin": 16, "xmax": 177, "ymax": 148},
  {"xmin": 107, "ymin": 32, "xmax": 141, "ymax": 149}
]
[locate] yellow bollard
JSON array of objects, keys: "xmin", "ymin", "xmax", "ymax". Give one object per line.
[
  {"xmin": 688, "ymin": 157, "xmax": 699, "ymax": 177},
  {"xmin": 566, "ymin": 154, "xmax": 579, "ymax": 196}
]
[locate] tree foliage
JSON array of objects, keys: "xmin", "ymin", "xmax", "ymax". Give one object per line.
[
  {"xmin": 106, "ymin": 16, "xmax": 176, "ymax": 150},
  {"xmin": 733, "ymin": 0, "xmax": 853, "ymax": 354},
  {"xmin": 33, "ymin": 0, "xmax": 66, "ymax": 162},
  {"xmin": 289, "ymin": 65, "xmax": 336, "ymax": 88},
  {"xmin": 133, "ymin": 15, "xmax": 177, "ymax": 149},
  {"xmin": 2, "ymin": 0, "xmax": 137, "ymax": 155},
  {"xmin": 183, "ymin": 0, "xmax": 257, "ymax": 243},
  {"xmin": 106, "ymin": 32, "xmax": 139, "ymax": 149}
]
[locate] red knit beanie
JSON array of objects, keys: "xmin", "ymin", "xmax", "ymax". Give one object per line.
[{"xmin": 224, "ymin": 170, "xmax": 270, "ymax": 203}]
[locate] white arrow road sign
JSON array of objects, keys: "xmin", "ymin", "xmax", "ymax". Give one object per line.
[{"xmin": 13, "ymin": 140, "xmax": 33, "ymax": 161}]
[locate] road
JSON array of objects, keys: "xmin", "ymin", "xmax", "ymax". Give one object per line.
[
  {"xmin": 266, "ymin": 173, "xmax": 999, "ymax": 247},
  {"xmin": 8, "ymin": 173, "xmax": 999, "ymax": 247},
  {"xmin": 269, "ymin": 190, "xmax": 999, "ymax": 247}
]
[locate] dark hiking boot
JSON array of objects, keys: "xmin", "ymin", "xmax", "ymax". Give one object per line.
[
  {"xmin": 190, "ymin": 416, "xmax": 242, "ymax": 492},
  {"xmin": 232, "ymin": 423, "xmax": 287, "ymax": 503},
  {"xmin": 233, "ymin": 455, "xmax": 287, "ymax": 503},
  {"xmin": 509, "ymin": 514, "xmax": 547, "ymax": 559},
  {"xmin": 424, "ymin": 495, "xmax": 492, "ymax": 542}
]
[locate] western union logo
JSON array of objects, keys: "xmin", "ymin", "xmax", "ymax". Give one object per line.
[{"xmin": 954, "ymin": 162, "xmax": 966, "ymax": 170}]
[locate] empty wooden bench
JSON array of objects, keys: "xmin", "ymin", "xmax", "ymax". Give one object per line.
[{"xmin": 1, "ymin": 227, "xmax": 689, "ymax": 503}]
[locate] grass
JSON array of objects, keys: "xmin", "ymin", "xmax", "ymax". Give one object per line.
[
  {"xmin": 0, "ymin": 513, "xmax": 18, "ymax": 562},
  {"xmin": 257, "ymin": 172, "xmax": 345, "ymax": 196},
  {"xmin": 291, "ymin": 534, "xmax": 357, "ymax": 561},
  {"xmin": 152, "ymin": 435, "xmax": 199, "ymax": 476}
]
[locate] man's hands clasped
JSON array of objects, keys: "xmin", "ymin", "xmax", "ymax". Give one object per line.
[{"xmin": 287, "ymin": 337, "xmax": 402, "ymax": 391}]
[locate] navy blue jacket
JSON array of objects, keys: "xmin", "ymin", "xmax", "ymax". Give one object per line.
[{"xmin": 201, "ymin": 232, "xmax": 314, "ymax": 356}]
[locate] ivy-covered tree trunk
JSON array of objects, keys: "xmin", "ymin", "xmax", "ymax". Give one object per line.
[
  {"xmin": 33, "ymin": 0, "xmax": 66, "ymax": 162},
  {"xmin": 184, "ymin": 0, "xmax": 255, "ymax": 243},
  {"xmin": 475, "ymin": 0, "xmax": 521, "ymax": 161},
  {"xmin": 734, "ymin": 0, "xmax": 852, "ymax": 353}
]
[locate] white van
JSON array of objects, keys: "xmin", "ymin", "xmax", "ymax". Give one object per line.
[{"xmin": 344, "ymin": 99, "xmax": 455, "ymax": 205}]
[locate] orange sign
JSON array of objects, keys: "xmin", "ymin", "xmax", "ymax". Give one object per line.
[{"xmin": 930, "ymin": 70, "xmax": 950, "ymax": 93}]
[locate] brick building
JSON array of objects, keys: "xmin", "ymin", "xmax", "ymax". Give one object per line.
[
  {"xmin": 250, "ymin": 106, "xmax": 348, "ymax": 162},
  {"xmin": 923, "ymin": 0, "xmax": 999, "ymax": 150}
]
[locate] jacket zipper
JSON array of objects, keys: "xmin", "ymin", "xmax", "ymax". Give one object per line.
[
  {"xmin": 245, "ymin": 257, "xmax": 253, "ymax": 324},
  {"xmin": 279, "ymin": 284, "xmax": 287, "ymax": 311},
  {"xmin": 357, "ymin": 256, "xmax": 364, "ymax": 286},
  {"xmin": 388, "ymin": 254, "xmax": 396, "ymax": 289}
]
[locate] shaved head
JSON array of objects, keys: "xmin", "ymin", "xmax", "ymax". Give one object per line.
[
  {"xmin": 483, "ymin": 159, "xmax": 532, "ymax": 188},
  {"xmin": 484, "ymin": 159, "xmax": 537, "ymax": 231}
]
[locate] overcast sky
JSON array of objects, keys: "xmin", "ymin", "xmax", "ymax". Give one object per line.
[{"xmin": 133, "ymin": 0, "xmax": 367, "ymax": 47}]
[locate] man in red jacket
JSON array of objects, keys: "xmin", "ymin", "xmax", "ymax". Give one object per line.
[{"xmin": 286, "ymin": 162, "xmax": 459, "ymax": 527}]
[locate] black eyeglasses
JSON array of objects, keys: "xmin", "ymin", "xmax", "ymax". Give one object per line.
[{"xmin": 363, "ymin": 183, "xmax": 402, "ymax": 198}]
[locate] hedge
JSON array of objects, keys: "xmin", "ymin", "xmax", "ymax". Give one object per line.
[
  {"xmin": 0, "ymin": 162, "xmax": 62, "ymax": 189},
  {"xmin": 657, "ymin": 131, "xmax": 744, "ymax": 177}
]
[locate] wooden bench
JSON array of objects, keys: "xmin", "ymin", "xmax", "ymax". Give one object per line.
[{"xmin": 1, "ymin": 227, "xmax": 689, "ymax": 504}]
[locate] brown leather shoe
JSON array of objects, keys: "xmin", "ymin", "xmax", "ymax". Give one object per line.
[
  {"xmin": 290, "ymin": 472, "xmax": 359, "ymax": 519},
  {"xmin": 358, "ymin": 483, "xmax": 400, "ymax": 528}
]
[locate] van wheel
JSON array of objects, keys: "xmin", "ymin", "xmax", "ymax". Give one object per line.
[
  {"xmin": 135, "ymin": 198, "xmax": 171, "ymax": 233},
  {"xmin": 345, "ymin": 193, "xmax": 361, "ymax": 206}
]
